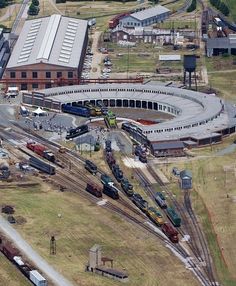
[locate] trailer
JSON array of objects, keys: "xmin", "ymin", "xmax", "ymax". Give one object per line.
[{"xmin": 29, "ymin": 157, "xmax": 55, "ymax": 175}]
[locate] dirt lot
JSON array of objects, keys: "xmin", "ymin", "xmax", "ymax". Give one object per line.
[
  {"xmin": 0, "ymin": 178, "xmax": 200, "ymax": 286},
  {"xmin": 159, "ymin": 153, "xmax": 236, "ymax": 286}
]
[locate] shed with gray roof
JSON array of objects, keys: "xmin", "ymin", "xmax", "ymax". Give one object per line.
[
  {"xmin": 119, "ymin": 5, "xmax": 170, "ymax": 28},
  {"xmin": 179, "ymin": 170, "xmax": 192, "ymax": 189},
  {"xmin": 4, "ymin": 14, "xmax": 88, "ymax": 90}
]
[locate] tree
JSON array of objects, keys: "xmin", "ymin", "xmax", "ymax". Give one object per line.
[
  {"xmin": 28, "ymin": 3, "xmax": 39, "ymax": 15},
  {"xmin": 0, "ymin": 0, "xmax": 6, "ymax": 8},
  {"xmin": 32, "ymin": 0, "xmax": 39, "ymax": 6}
]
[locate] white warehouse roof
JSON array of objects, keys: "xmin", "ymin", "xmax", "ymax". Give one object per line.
[
  {"xmin": 7, "ymin": 15, "xmax": 88, "ymax": 69},
  {"xmin": 130, "ymin": 5, "xmax": 170, "ymax": 21}
]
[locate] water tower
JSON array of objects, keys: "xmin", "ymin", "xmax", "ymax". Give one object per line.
[{"xmin": 183, "ymin": 55, "xmax": 197, "ymax": 90}]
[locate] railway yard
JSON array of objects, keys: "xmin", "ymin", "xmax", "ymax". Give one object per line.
[{"xmin": 0, "ymin": 0, "xmax": 236, "ymax": 285}]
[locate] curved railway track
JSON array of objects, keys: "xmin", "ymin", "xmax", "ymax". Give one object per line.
[{"xmin": 1, "ymin": 124, "xmax": 216, "ymax": 285}]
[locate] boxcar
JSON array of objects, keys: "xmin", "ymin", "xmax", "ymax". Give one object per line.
[
  {"xmin": 29, "ymin": 157, "xmax": 55, "ymax": 175},
  {"xmin": 86, "ymin": 183, "xmax": 102, "ymax": 198},
  {"xmin": 103, "ymin": 184, "xmax": 119, "ymax": 200}
]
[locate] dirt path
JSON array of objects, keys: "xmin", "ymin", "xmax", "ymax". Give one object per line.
[
  {"xmin": 0, "ymin": 4, "xmax": 19, "ymax": 22},
  {"xmin": 0, "ymin": 215, "xmax": 74, "ymax": 286},
  {"xmin": 90, "ymin": 30, "xmax": 103, "ymax": 79}
]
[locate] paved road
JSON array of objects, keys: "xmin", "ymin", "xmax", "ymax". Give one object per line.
[{"xmin": 0, "ymin": 215, "xmax": 74, "ymax": 286}]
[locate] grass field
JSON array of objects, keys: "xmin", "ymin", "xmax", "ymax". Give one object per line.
[
  {"xmin": 0, "ymin": 176, "xmax": 200, "ymax": 286},
  {"xmin": 0, "ymin": 253, "xmax": 30, "ymax": 286},
  {"xmin": 160, "ymin": 154, "xmax": 236, "ymax": 286}
]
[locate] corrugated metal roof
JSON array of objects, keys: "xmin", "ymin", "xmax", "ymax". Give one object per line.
[
  {"xmin": 7, "ymin": 15, "xmax": 88, "ymax": 69},
  {"xmin": 131, "ymin": 5, "xmax": 170, "ymax": 21},
  {"xmin": 151, "ymin": 141, "xmax": 184, "ymax": 150},
  {"xmin": 180, "ymin": 170, "xmax": 192, "ymax": 179}
]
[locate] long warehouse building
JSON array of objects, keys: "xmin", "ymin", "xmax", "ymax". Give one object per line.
[{"xmin": 4, "ymin": 14, "xmax": 88, "ymax": 90}]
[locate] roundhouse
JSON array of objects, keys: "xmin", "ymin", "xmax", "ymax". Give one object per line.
[
  {"xmin": 4, "ymin": 15, "xmax": 88, "ymax": 90},
  {"xmin": 22, "ymin": 83, "xmax": 236, "ymax": 147}
]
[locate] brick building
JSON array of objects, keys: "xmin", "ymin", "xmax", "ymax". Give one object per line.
[{"xmin": 4, "ymin": 14, "xmax": 88, "ymax": 90}]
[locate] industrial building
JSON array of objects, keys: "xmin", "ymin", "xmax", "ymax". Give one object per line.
[
  {"xmin": 4, "ymin": 14, "xmax": 88, "ymax": 90},
  {"xmin": 206, "ymin": 34, "xmax": 236, "ymax": 57},
  {"xmin": 22, "ymin": 83, "xmax": 236, "ymax": 147},
  {"xmin": 118, "ymin": 5, "xmax": 170, "ymax": 28},
  {"xmin": 111, "ymin": 27, "xmax": 177, "ymax": 45}
]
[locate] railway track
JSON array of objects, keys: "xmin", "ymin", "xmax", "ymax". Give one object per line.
[
  {"xmin": 146, "ymin": 164, "xmax": 217, "ymax": 284},
  {"xmin": 1, "ymin": 124, "xmax": 216, "ymax": 285}
]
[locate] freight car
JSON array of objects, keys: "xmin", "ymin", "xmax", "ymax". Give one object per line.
[
  {"xmin": 155, "ymin": 193, "xmax": 167, "ymax": 209},
  {"xmin": 26, "ymin": 142, "xmax": 55, "ymax": 162},
  {"xmin": 108, "ymin": 13, "xmax": 129, "ymax": 29},
  {"xmin": 2, "ymin": 244, "xmax": 19, "ymax": 260},
  {"xmin": 104, "ymin": 111, "xmax": 117, "ymax": 128},
  {"xmin": 103, "ymin": 184, "xmax": 119, "ymax": 199},
  {"xmin": 85, "ymin": 160, "xmax": 98, "ymax": 175},
  {"xmin": 65, "ymin": 124, "xmax": 89, "ymax": 140},
  {"xmin": 61, "ymin": 104, "xmax": 90, "ymax": 117},
  {"xmin": 86, "ymin": 183, "xmax": 102, "ymax": 198},
  {"xmin": 161, "ymin": 223, "xmax": 179, "ymax": 243},
  {"xmin": 29, "ymin": 157, "xmax": 55, "ymax": 175},
  {"xmin": 166, "ymin": 207, "xmax": 181, "ymax": 227},
  {"xmin": 106, "ymin": 152, "xmax": 116, "ymax": 168}
]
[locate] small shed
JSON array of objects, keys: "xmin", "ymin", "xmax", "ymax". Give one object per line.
[{"xmin": 179, "ymin": 170, "xmax": 192, "ymax": 189}]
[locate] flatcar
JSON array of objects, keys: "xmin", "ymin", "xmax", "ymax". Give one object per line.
[
  {"xmin": 66, "ymin": 124, "xmax": 89, "ymax": 140},
  {"xmin": 29, "ymin": 157, "xmax": 55, "ymax": 175},
  {"xmin": 85, "ymin": 160, "xmax": 97, "ymax": 175},
  {"xmin": 103, "ymin": 184, "xmax": 119, "ymax": 199},
  {"xmin": 161, "ymin": 222, "xmax": 179, "ymax": 243},
  {"xmin": 86, "ymin": 183, "xmax": 102, "ymax": 198},
  {"xmin": 104, "ymin": 111, "xmax": 117, "ymax": 128},
  {"xmin": 155, "ymin": 193, "xmax": 167, "ymax": 208},
  {"xmin": 166, "ymin": 207, "xmax": 181, "ymax": 227},
  {"xmin": 61, "ymin": 104, "xmax": 90, "ymax": 117}
]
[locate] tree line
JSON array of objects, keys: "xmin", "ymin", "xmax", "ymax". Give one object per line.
[{"xmin": 210, "ymin": 0, "xmax": 229, "ymax": 16}]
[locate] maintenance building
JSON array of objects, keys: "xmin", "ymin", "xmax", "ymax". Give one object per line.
[
  {"xmin": 4, "ymin": 14, "xmax": 88, "ymax": 90},
  {"xmin": 118, "ymin": 5, "xmax": 170, "ymax": 28}
]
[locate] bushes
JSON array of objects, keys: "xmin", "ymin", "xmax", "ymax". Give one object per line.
[
  {"xmin": 28, "ymin": 0, "xmax": 40, "ymax": 15},
  {"xmin": 187, "ymin": 0, "xmax": 196, "ymax": 12},
  {"xmin": 210, "ymin": 0, "xmax": 229, "ymax": 16}
]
